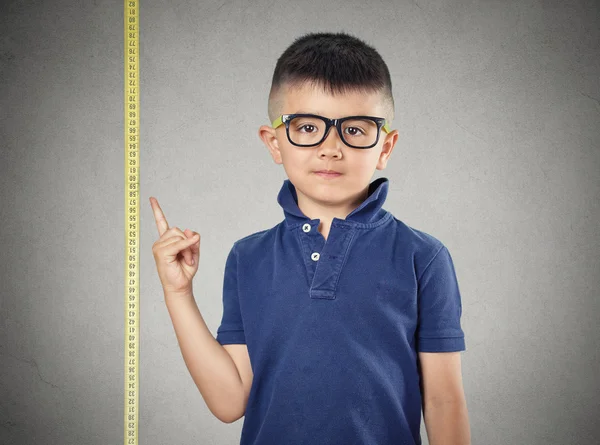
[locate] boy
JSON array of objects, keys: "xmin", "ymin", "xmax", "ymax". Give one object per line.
[
  {"xmin": 217, "ymin": 31, "xmax": 470, "ymax": 444},
  {"xmin": 153, "ymin": 32, "xmax": 470, "ymax": 445}
]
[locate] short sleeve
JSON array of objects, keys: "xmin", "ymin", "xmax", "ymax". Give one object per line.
[
  {"xmin": 416, "ymin": 245, "xmax": 466, "ymax": 352},
  {"xmin": 216, "ymin": 243, "xmax": 246, "ymax": 345}
]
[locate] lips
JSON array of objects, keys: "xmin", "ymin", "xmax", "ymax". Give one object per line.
[
  {"xmin": 314, "ymin": 170, "xmax": 342, "ymax": 178},
  {"xmin": 314, "ymin": 170, "xmax": 341, "ymax": 174}
]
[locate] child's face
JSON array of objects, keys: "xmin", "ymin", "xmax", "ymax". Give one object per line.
[{"xmin": 258, "ymin": 82, "xmax": 399, "ymax": 212}]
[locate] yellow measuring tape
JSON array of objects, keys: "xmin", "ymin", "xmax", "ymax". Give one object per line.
[{"xmin": 124, "ymin": 1, "xmax": 139, "ymax": 444}]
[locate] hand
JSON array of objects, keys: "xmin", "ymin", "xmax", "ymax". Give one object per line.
[{"xmin": 150, "ymin": 196, "xmax": 201, "ymax": 298}]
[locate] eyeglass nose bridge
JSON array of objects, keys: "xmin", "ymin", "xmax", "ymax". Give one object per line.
[{"xmin": 320, "ymin": 117, "xmax": 345, "ymax": 146}]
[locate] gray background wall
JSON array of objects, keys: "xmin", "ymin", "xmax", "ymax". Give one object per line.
[{"xmin": 1, "ymin": 0, "xmax": 599, "ymax": 444}]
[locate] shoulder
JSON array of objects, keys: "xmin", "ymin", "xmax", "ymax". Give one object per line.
[
  {"xmin": 389, "ymin": 215, "xmax": 445, "ymax": 252},
  {"xmin": 387, "ymin": 215, "xmax": 450, "ymax": 274},
  {"xmin": 231, "ymin": 220, "xmax": 284, "ymax": 257}
]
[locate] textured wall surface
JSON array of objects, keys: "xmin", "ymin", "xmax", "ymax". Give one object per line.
[{"xmin": 1, "ymin": 0, "xmax": 599, "ymax": 444}]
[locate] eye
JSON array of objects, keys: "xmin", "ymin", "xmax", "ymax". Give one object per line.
[
  {"xmin": 298, "ymin": 124, "xmax": 317, "ymax": 133},
  {"xmin": 344, "ymin": 126, "xmax": 365, "ymax": 136}
]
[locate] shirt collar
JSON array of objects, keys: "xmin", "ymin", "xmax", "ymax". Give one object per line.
[{"xmin": 277, "ymin": 177, "xmax": 390, "ymax": 227}]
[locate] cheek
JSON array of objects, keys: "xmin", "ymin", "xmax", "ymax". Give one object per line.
[
  {"xmin": 279, "ymin": 150, "xmax": 308, "ymax": 180},
  {"xmin": 349, "ymin": 152, "xmax": 379, "ymax": 172},
  {"xmin": 281, "ymin": 147, "xmax": 311, "ymax": 166}
]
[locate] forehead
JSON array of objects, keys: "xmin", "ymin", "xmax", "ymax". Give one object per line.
[{"xmin": 280, "ymin": 82, "xmax": 384, "ymax": 118}]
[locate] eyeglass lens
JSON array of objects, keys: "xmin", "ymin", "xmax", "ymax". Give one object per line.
[{"xmin": 287, "ymin": 116, "xmax": 379, "ymax": 147}]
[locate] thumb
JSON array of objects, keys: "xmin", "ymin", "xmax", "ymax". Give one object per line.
[{"xmin": 186, "ymin": 229, "xmax": 200, "ymax": 264}]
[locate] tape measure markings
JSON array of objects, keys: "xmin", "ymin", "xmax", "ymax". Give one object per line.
[{"xmin": 124, "ymin": 1, "xmax": 139, "ymax": 444}]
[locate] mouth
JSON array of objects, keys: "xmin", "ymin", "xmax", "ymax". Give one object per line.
[{"xmin": 314, "ymin": 170, "xmax": 342, "ymax": 178}]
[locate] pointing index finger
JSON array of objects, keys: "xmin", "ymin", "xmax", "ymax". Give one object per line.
[{"xmin": 149, "ymin": 197, "xmax": 169, "ymax": 237}]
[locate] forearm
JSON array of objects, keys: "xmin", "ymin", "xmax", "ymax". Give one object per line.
[
  {"xmin": 423, "ymin": 398, "xmax": 471, "ymax": 445},
  {"xmin": 165, "ymin": 292, "xmax": 244, "ymax": 423}
]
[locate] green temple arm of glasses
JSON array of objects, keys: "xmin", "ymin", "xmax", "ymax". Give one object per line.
[{"xmin": 271, "ymin": 116, "xmax": 391, "ymax": 134}]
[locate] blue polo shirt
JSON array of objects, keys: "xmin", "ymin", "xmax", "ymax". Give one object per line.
[{"xmin": 216, "ymin": 176, "xmax": 466, "ymax": 445}]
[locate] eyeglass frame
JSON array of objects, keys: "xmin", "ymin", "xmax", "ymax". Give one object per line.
[{"xmin": 271, "ymin": 113, "xmax": 392, "ymax": 149}]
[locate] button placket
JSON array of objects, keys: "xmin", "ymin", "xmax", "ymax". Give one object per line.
[
  {"xmin": 303, "ymin": 223, "xmax": 321, "ymax": 262},
  {"xmin": 297, "ymin": 222, "xmax": 325, "ymax": 287},
  {"xmin": 309, "ymin": 225, "xmax": 357, "ymax": 300}
]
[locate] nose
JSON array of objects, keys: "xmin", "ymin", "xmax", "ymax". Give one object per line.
[{"xmin": 318, "ymin": 123, "xmax": 344, "ymax": 154}]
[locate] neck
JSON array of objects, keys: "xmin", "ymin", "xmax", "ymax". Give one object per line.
[{"xmin": 296, "ymin": 185, "xmax": 370, "ymax": 226}]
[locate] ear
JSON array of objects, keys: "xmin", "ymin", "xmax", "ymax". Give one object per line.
[
  {"xmin": 258, "ymin": 125, "xmax": 283, "ymax": 165},
  {"xmin": 376, "ymin": 129, "xmax": 399, "ymax": 170}
]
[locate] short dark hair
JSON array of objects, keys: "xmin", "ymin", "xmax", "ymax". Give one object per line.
[{"xmin": 267, "ymin": 31, "xmax": 394, "ymax": 124}]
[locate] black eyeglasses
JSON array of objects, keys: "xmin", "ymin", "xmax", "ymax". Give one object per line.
[{"xmin": 272, "ymin": 113, "xmax": 391, "ymax": 149}]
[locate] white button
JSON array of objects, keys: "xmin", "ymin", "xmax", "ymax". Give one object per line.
[
  {"xmin": 302, "ymin": 223, "xmax": 311, "ymax": 233},
  {"xmin": 311, "ymin": 252, "xmax": 320, "ymax": 261}
]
